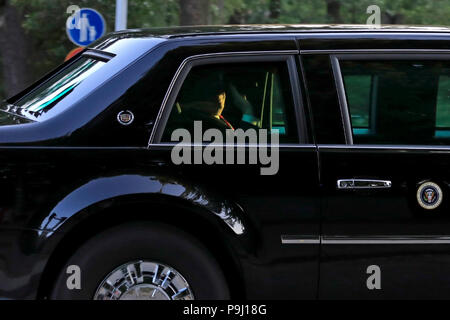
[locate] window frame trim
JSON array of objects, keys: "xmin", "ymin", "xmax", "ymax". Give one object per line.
[
  {"xmin": 331, "ymin": 51, "xmax": 450, "ymax": 146},
  {"xmin": 147, "ymin": 50, "xmax": 308, "ymax": 146}
]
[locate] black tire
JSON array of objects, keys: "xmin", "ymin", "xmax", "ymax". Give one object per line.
[{"xmin": 50, "ymin": 222, "xmax": 230, "ymax": 300}]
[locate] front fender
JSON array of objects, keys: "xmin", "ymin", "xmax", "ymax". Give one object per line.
[
  {"xmin": 35, "ymin": 174, "xmax": 247, "ymax": 236},
  {"xmin": 3, "ymin": 174, "xmax": 252, "ymax": 299}
]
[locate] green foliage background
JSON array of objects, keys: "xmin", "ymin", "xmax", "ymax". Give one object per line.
[{"xmin": 6, "ymin": 0, "xmax": 450, "ymax": 91}]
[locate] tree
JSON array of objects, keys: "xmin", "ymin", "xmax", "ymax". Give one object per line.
[
  {"xmin": 269, "ymin": 0, "xmax": 280, "ymax": 21},
  {"xmin": 326, "ymin": 0, "xmax": 342, "ymax": 23},
  {"xmin": 179, "ymin": 0, "xmax": 210, "ymax": 25},
  {"xmin": 0, "ymin": 0, "xmax": 30, "ymax": 97},
  {"xmin": 382, "ymin": 10, "xmax": 404, "ymax": 24}
]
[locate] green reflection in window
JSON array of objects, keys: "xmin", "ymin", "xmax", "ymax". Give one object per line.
[
  {"xmin": 15, "ymin": 57, "xmax": 104, "ymax": 114},
  {"xmin": 436, "ymin": 75, "xmax": 450, "ymax": 128}
]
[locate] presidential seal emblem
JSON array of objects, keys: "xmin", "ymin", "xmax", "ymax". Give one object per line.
[
  {"xmin": 416, "ymin": 181, "xmax": 443, "ymax": 210},
  {"xmin": 117, "ymin": 110, "xmax": 134, "ymax": 125}
]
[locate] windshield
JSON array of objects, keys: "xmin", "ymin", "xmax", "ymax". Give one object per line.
[{"xmin": 2, "ymin": 56, "xmax": 105, "ymax": 121}]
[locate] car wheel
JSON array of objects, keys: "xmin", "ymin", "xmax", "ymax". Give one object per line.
[{"xmin": 50, "ymin": 222, "xmax": 230, "ymax": 300}]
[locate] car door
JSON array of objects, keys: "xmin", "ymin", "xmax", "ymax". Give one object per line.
[
  {"xmin": 147, "ymin": 50, "xmax": 321, "ymax": 299},
  {"xmin": 317, "ymin": 52, "xmax": 450, "ymax": 299}
]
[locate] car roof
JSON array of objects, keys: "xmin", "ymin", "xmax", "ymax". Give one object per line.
[{"xmin": 111, "ymin": 24, "xmax": 450, "ymax": 39}]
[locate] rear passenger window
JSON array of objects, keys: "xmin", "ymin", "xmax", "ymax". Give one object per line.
[
  {"xmin": 341, "ymin": 59, "xmax": 450, "ymax": 145},
  {"xmin": 161, "ymin": 61, "xmax": 298, "ymax": 143},
  {"xmin": 437, "ymin": 75, "xmax": 450, "ymax": 131}
]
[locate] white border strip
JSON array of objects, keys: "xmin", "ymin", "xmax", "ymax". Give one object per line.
[{"xmin": 281, "ymin": 235, "xmax": 450, "ymax": 245}]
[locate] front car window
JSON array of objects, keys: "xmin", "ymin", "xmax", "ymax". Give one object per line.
[
  {"xmin": 0, "ymin": 56, "xmax": 105, "ymax": 122},
  {"xmin": 341, "ymin": 59, "xmax": 450, "ymax": 145},
  {"xmin": 161, "ymin": 61, "xmax": 299, "ymax": 143}
]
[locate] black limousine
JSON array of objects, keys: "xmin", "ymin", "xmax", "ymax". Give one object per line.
[{"xmin": 1, "ymin": 24, "xmax": 450, "ymax": 300}]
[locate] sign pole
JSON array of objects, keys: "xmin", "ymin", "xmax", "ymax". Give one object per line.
[{"xmin": 115, "ymin": 0, "xmax": 128, "ymax": 31}]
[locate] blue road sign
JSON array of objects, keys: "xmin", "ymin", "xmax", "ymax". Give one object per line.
[{"xmin": 66, "ymin": 8, "xmax": 106, "ymax": 47}]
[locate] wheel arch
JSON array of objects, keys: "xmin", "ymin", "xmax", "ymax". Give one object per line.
[
  {"xmin": 33, "ymin": 174, "xmax": 248, "ymax": 236},
  {"xmin": 37, "ymin": 197, "xmax": 252, "ymax": 299}
]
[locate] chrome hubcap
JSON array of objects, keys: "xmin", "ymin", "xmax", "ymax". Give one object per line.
[{"xmin": 94, "ymin": 261, "xmax": 194, "ymax": 300}]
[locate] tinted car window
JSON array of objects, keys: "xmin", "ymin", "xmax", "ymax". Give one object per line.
[
  {"xmin": 437, "ymin": 74, "xmax": 450, "ymax": 130},
  {"xmin": 161, "ymin": 61, "xmax": 298, "ymax": 143},
  {"xmin": 12, "ymin": 57, "xmax": 105, "ymax": 118},
  {"xmin": 341, "ymin": 60, "xmax": 450, "ymax": 145}
]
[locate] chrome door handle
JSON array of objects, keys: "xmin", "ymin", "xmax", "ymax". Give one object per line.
[{"xmin": 337, "ymin": 179, "xmax": 392, "ymax": 189}]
